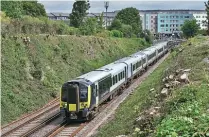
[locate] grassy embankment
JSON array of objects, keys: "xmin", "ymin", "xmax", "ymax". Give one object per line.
[
  {"xmin": 96, "ymin": 36, "xmax": 209, "ymax": 137},
  {"xmin": 1, "ymin": 35, "xmax": 149, "ymax": 125}
]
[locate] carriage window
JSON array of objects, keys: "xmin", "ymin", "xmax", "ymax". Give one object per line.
[{"xmin": 80, "ymin": 84, "xmax": 88, "ymax": 102}]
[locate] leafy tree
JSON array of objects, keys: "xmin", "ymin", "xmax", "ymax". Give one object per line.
[
  {"xmin": 115, "ymin": 7, "xmax": 142, "ymax": 35},
  {"xmin": 140, "ymin": 29, "xmax": 153, "ymax": 43},
  {"xmin": 79, "ymin": 18, "xmax": 97, "ymax": 35},
  {"xmin": 109, "ymin": 19, "xmax": 122, "ymax": 30},
  {"xmin": 22, "ymin": 1, "xmax": 47, "ymax": 17},
  {"xmin": 1, "ymin": 1, "xmax": 23, "ymax": 18},
  {"xmin": 120, "ymin": 24, "xmax": 132, "ymax": 38},
  {"xmin": 1, "ymin": 1, "xmax": 46, "ymax": 18},
  {"xmin": 205, "ymin": 0, "xmax": 209, "ymax": 35},
  {"xmin": 70, "ymin": 0, "xmax": 90, "ymax": 28},
  {"xmin": 181, "ymin": 19, "xmax": 200, "ymax": 38},
  {"xmin": 97, "ymin": 13, "xmax": 104, "ymax": 31}
]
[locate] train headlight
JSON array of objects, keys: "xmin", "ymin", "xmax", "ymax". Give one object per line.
[{"xmin": 61, "ymin": 102, "xmax": 67, "ymax": 108}]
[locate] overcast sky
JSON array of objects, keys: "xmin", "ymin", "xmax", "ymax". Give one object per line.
[{"xmin": 38, "ymin": 1, "xmax": 207, "ymax": 13}]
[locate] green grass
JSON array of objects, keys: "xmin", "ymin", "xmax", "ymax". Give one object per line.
[
  {"xmin": 96, "ymin": 36, "xmax": 209, "ymax": 137},
  {"xmin": 1, "ymin": 35, "xmax": 149, "ymax": 125}
]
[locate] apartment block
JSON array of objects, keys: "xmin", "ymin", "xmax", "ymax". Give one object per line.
[
  {"xmin": 157, "ymin": 13, "xmax": 193, "ymax": 34},
  {"xmin": 47, "ymin": 9, "xmax": 207, "ymax": 34}
]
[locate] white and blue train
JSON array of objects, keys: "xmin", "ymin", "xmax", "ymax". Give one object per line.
[{"xmin": 60, "ymin": 41, "xmax": 169, "ymax": 121}]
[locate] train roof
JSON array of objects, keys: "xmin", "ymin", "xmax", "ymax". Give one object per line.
[
  {"xmin": 77, "ymin": 70, "xmax": 111, "ymax": 83},
  {"xmin": 131, "ymin": 51, "xmax": 146, "ymax": 58},
  {"xmin": 141, "ymin": 47, "xmax": 156, "ymax": 55},
  {"xmin": 153, "ymin": 41, "xmax": 167, "ymax": 49},
  {"xmin": 115, "ymin": 56, "xmax": 142, "ymax": 65},
  {"xmin": 99, "ymin": 62, "xmax": 127, "ymax": 74}
]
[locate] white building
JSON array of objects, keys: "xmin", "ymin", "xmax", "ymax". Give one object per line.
[{"xmin": 193, "ymin": 13, "xmax": 207, "ymax": 29}]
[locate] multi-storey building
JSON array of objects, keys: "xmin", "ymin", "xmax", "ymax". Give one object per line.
[
  {"xmin": 157, "ymin": 12, "xmax": 193, "ymax": 35},
  {"xmin": 47, "ymin": 9, "xmax": 207, "ymax": 34},
  {"xmin": 139, "ymin": 10, "xmax": 207, "ymax": 35},
  {"xmin": 193, "ymin": 13, "xmax": 207, "ymax": 29}
]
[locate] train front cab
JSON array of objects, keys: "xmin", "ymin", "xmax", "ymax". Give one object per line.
[{"xmin": 60, "ymin": 81, "xmax": 93, "ymax": 121}]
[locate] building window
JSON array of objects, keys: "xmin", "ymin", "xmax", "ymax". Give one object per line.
[
  {"xmin": 166, "ymin": 24, "xmax": 168, "ymax": 27},
  {"xmin": 160, "ymin": 24, "xmax": 165, "ymax": 27}
]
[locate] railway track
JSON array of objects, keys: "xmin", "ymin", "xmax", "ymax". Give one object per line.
[
  {"xmin": 1, "ymin": 98, "xmax": 60, "ymax": 137},
  {"xmin": 1, "ymin": 46, "xmax": 173, "ymax": 137},
  {"xmin": 44, "ymin": 122, "xmax": 86, "ymax": 137}
]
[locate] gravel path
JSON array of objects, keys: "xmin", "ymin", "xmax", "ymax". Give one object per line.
[{"xmin": 75, "ymin": 53, "xmax": 169, "ymax": 137}]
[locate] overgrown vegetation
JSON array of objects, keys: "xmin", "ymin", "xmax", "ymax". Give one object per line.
[
  {"xmin": 96, "ymin": 36, "xmax": 209, "ymax": 137},
  {"xmin": 205, "ymin": 0, "xmax": 209, "ymax": 35},
  {"xmin": 1, "ymin": 34, "xmax": 149, "ymax": 125},
  {"xmin": 181, "ymin": 19, "xmax": 200, "ymax": 38},
  {"xmin": 1, "ymin": 1, "xmax": 46, "ymax": 18}
]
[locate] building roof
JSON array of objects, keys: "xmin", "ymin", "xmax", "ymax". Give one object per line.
[{"xmin": 47, "ymin": 12, "xmax": 70, "ymax": 17}]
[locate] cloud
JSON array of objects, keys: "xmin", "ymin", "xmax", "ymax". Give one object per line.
[{"xmin": 38, "ymin": 1, "xmax": 206, "ymax": 13}]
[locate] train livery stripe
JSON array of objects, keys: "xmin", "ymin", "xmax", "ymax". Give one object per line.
[{"xmin": 87, "ymin": 85, "xmax": 91, "ymax": 108}]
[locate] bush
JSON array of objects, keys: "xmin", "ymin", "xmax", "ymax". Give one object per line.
[
  {"xmin": 1, "ymin": 14, "xmax": 80, "ymax": 35},
  {"xmin": 110, "ymin": 30, "xmax": 123, "ymax": 38},
  {"xmin": 94, "ymin": 30, "xmax": 111, "ymax": 38},
  {"xmin": 120, "ymin": 24, "xmax": 132, "ymax": 38},
  {"xmin": 79, "ymin": 18, "xmax": 98, "ymax": 35}
]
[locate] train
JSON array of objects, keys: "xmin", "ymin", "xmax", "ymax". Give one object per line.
[{"xmin": 60, "ymin": 41, "xmax": 169, "ymax": 121}]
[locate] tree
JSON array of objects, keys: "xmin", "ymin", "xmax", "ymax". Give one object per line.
[
  {"xmin": 1, "ymin": 1, "xmax": 46, "ymax": 18},
  {"xmin": 97, "ymin": 12, "xmax": 104, "ymax": 31},
  {"xmin": 109, "ymin": 19, "xmax": 122, "ymax": 30},
  {"xmin": 205, "ymin": 0, "xmax": 209, "ymax": 35},
  {"xmin": 70, "ymin": 0, "xmax": 90, "ymax": 28},
  {"xmin": 140, "ymin": 29, "xmax": 153, "ymax": 43},
  {"xmin": 120, "ymin": 24, "xmax": 133, "ymax": 38},
  {"xmin": 79, "ymin": 18, "xmax": 97, "ymax": 35},
  {"xmin": 115, "ymin": 7, "xmax": 142, "ymax": 35},
  {"xmin": 181, "ymin": 19, "xmax": 200, "ymax": 38},
  {"xmin": 1, "ymin": 1, "xmax": 23, "ymax": 18},
  {"xmin": 22, "ymin": 1, "xmax": 47, "ymax": 17}
]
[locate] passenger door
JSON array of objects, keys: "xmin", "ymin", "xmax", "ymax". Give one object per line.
[{"xmin": 95, "ymin": 82, "xmax": 99, "ymax": 107}]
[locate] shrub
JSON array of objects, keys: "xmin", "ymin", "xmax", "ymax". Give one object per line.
[
  {"xmin": 94, "ymin": 30, "xmax": 111, "ymax": 38},
  {"xmin": 1, "ymin": 15, "xmax": 81, "ymax": 35},
  {"xmin": 120, "ymin": 24, "xmax": 133, "ymax": 38},
  {"xmin": 110, "ymin": 30, "xmax": 123, "ymax": 38}
]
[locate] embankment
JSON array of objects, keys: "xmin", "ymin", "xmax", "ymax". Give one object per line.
[
  {"xmin": 96, "ymin": 36, "xmax": 209, "ymax": 137},
  {"xmin": 1, "ymin": 35, "xmax": 149, "ymax": 125}
]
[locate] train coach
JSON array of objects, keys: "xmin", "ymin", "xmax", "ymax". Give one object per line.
[{"xmin": 60, "ymin": 41, "xmax": 169, "ymax": 122}]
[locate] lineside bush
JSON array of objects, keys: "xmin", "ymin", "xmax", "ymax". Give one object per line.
[{"xmin": 1, "ymin": 13, "xmax": 79, "ymax": 36}]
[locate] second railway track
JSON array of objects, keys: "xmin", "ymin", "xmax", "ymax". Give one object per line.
[{"xmin": 1, "ymin": 98, "xmax": 60, "ymax": 137}]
